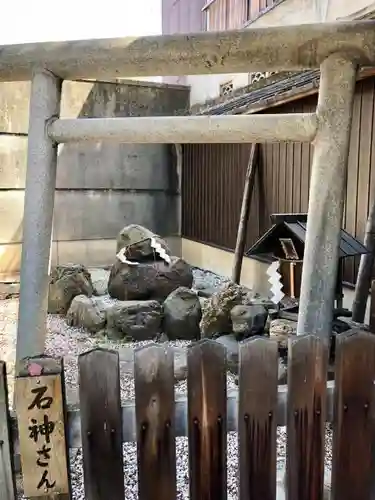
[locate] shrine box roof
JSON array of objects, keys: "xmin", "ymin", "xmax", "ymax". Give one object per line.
[{"xmin": 245, "ymin": 213, "xmax": 368, "ymax": 260}]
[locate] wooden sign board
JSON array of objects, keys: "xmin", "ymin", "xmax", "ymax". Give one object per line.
[{"xmin": 15, "ymin": 373, "xmax": 69, "ymax": 497}]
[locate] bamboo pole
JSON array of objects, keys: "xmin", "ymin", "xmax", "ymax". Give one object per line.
[
  {"xmin": 352, "ymin": 199, "xmax": 375, "ymax": 323},
  {"xmin": 231, "ymin": 144, "xmax": 258, "ymax": 283}
]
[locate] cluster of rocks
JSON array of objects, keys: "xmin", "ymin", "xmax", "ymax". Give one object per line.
[
  {"xmin": 48, "ymin": 225, "xmax": 197, "ymax": 342},
  {"xmin": 47, "ymin": 224, "xmax": 296, "ymax": 383}
]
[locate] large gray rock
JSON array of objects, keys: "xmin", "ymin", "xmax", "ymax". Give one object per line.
[
  {"xmin": 89, "ymin": 268, "xmax": 110, "ymax": 296},
  {"xmin": 230, "ymin": 304, "xmax": 267, "ymax": 339},
  {"xmin": 48, "ymin": 264, "xmax": 94, "ymax": 315},
  {"xmin": 269, "ymin": 318, "xmax": 297, "ymax": 350},
  {"xmin": 200, "ymin": 282, "xmax": 253, "ymax": 338},
  {"xmin": 66, "ymin": 295, "xmax": 108, "ymax": 333},
  {"xmin": 163, "ymin": 287, "xmax": 201, "ymax": 340},
  {"xmin": 248, "ymin": 297, "xmax": 277, "ymax": 311},
  {"xmin": 108, "ymin": 256, "xmax": 193, "ymax": 301},
  {"xmin": 106, "ymin": 300, "xmax": 162, "ymax": 341},
  {"xmin": 195, "ymin": 286, "xmax": 217, "ymax": 298},
  {"xmin": 116, "ymin": 224, "xmax": 170, "ymax": 260},
  {"xmin": 215, "ymin": 334, "xmax": 239, "ymax": 374},
  {"xmin": 216, "ymin": 335, "xmax": 287, "ymax": 383}
]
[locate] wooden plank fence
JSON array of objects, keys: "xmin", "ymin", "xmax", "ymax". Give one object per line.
[{"xmin": 1, "ymin": 331, "xmax": 375, "ymax": 499}]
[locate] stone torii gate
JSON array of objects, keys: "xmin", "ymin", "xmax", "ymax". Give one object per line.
[{"xmin": 1, "ymin": 21, "xmax": 375, "ymax": 362}]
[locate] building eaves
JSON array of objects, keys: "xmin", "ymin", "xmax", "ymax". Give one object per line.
[
  {"xmin": 197, "ymin": 70, "xmax": 320, "ymax": 116},
  {"xmin": 195, "ymin": 66, "xmax": 375, "ymax": 116}
]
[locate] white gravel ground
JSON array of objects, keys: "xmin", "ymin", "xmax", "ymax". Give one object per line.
[{"xmin": 0, "ymin": 267, "xmax": 332, "ymax": 500}]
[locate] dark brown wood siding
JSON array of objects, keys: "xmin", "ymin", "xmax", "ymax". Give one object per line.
[{"xmin": 182, "ymin": 77, "xmax": 375, "ymax": 285}]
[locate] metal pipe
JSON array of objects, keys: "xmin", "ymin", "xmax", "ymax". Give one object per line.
[
  {"xmin": 297, "ymin": 55, "xmax": 357, "ymax": 338},
  {"xmin": 47, "ymin": 114, "xmax": 318, "ymax": 144},
  {"xmin": 15, "ymin": 71, "xmax": 62, "ymax": 363},
  {"xmin": 0, "ymin": 21, "xmax": 374, "ymax": 81}
]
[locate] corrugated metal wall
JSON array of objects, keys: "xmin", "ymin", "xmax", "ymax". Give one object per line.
[
  {"xmin": 228, "ymin": 0, "xmax": 246, "ymax": 28},
  {"xmin": 182, "ymin": 77, "xmax": 375, "ymax": 285},
  {"xmin": 205, "ymin": 0, "xmax": 276, "ymax": 30},
  {"xmin": 162, "ymin": 0, "xmax": 206, "ymax": 85},
  {"xmin": 208, "ymin": 0, "xmax": 228, "ymax": 30}
]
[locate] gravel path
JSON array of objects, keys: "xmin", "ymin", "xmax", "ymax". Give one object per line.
[{"xmin": 0, "ymin": 267, "xmax": 332, "ymax": 499}]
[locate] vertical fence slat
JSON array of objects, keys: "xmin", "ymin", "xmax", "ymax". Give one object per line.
[
  {"xmin": 0, "ymin": 361, "xmax": 16, "ymax": 500},
  {"xmin": 79, "ymin": 348, "xmax": 124, "ymax": 500},
  {"xmin": 287, "ymin": 335, "xmax": 328, "ymax": 500},
  {"xmin": 134, "ymin": 344, "xmax": 176, "ymax": 500},
  {"xmin": 331, "ymin": 330, "xmax": 375, "ymax": 500},
  {"xmin": 188, "ymin": 339, "xmax": 227, "ymax": 500},
  {"xmin": 238, "ymin": 338, "xmax": 278, "ymax": 500},
  {"xmin": 369, "ymin": 280, "xmax": 375, "ymax": 333}
]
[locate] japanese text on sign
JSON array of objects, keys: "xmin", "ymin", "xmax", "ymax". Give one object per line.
[{"xmin": 28, "ymin": 386, "xmax": 57, "ymax": 491}]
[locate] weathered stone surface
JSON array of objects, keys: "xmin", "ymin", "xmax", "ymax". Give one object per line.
[
  {"xmin": 198, "ymin": 296, "xmax": 209, "ymax": 310},
  {"xmin": 215, "ymin": 334, "xmax": 239, "ymax": 374},
  {"xmin": 269, "ymin": 318, "xmax": 297, "ymax": 350},
  {"xmin": 116, "ymin": 224, "xmax": 170, "ymax": 260},
  {"xmin": 230, "ymin": 304, "xmax": 267, "ymax": 339},
  {"xmin": 163, "ymin": 287, "xmax": 201, "ymax": 340},
  {"xmin": 48, "ymin": 264, "xmax": 94, "ymax": 315},
  {"xmin": 106, "ymin": 300, "xmax": 162, "ymax": 341},
  {"xmin": 66, "ymin": 295, "xmax": 107, "ymax": 333},
  {"xmin": 278, "ymin": 358, "xmax": 288, "ymax": 385},
  {"xmin": 89, "ymin": 268, "xmax": 110, "ymax": 296},
  {"xmin": 200, "ymin": 282, "xmax": 253, "ymax": 338},
  {"xmin": 108, "ymin": 256, "xmax": 193, "ymax": 301},
  {"xmin": 249, "ymin": 297, "xmax": 277, "ymax": 311},
  {"xmin": 196, "ymin": 287, "xmax": 216, "ymax": 298},
  {"xmin": 173, "ymin": 348, "xmax": 188, "ymax": 382}
]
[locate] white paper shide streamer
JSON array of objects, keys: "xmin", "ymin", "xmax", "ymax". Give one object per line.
[
  {"xmin": 267, "ymin": 260, "xmax": 285, "ymax": 304},
  {"xmin": 116, "ymin": 237, "xmax": 171, "ymax": 265}
]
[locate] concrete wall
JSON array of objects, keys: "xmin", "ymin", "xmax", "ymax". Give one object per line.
[
  {"xmin": 186, "ymin": 0, "xmax": 375, "ymax": 106},
  {"xmin": 0, "ymin": 79, "xmax": 189, "ymax": 277},
  {"xmin": 181, "ymin": 238, "xmax": 371, "ymax": 323}
]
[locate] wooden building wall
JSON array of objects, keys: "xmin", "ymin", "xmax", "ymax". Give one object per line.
[{"xmin": 182, "ymin": 77, "xmax": 375, "ymax": 285}]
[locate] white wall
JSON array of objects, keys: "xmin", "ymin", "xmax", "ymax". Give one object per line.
[
  {"xmin": 1, "ymin": 0, "xmax": 162, "ymax": 44},
  {"xmin": 0, "ymin": 1, "xmax": 163, "ymax": 83},
  {"xmin": 188, "ymin": 0, "xmax": 375, "ymax": 106},
  {"xmin": 182, "ymin": 238, "xmax": 372, "ymax": 324}
]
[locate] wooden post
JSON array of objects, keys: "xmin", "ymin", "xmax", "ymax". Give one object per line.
[
  {"xmin": 14, "ymin": 356, "xmax": 71, "ymax": 499},
  {"xmin": 231, "ymin": 143, "xmax": 258, "ymax": 283},
  {"xmin": 369, "ymin": 280, "xmax": 375, "ymax": 333},
  {"xmin": 0, "ymin": 361, "xmax": 16, "ymax": 500},
  {"xmin": 352, "ymin": 199, "xmax": 375, "ymax": 323}
]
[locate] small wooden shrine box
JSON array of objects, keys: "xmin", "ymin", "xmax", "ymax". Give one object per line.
[{"xmin": 245, "ymin": 213, "xmax": 368, "ymax": 304}]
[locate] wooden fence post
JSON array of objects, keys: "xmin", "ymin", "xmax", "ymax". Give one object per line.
[
  {"xmin": 134, "ymin": 344, "xmax": 176, "ymax": 500},
  {"xmin": 238, "ymin": 337, "xmax": 278, "ymax": 500},
  {"xmin": 331, "ymin": 330, "xmax": 375, "ymax": 500},
  {"xmin": 369, "ymin": 280, "xmax": 375, "ymax": 333},
  {"xmin": 187, "ymin": 339, "xmax": 227, "ymax": 500},
  {"xmin": 14, "ymin": 356, "xmax": 71, "ymax": 500},
  {"xmin": 286, "ymin": 335, "xmax": 328, "ymax": 500},
  {"xmin": 0, "ymin": 361, "xmax": 16, "ymax": 500},
  {"xmin": 78, "ymin": 348, "xmax": 124, "ymax": 500}
]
